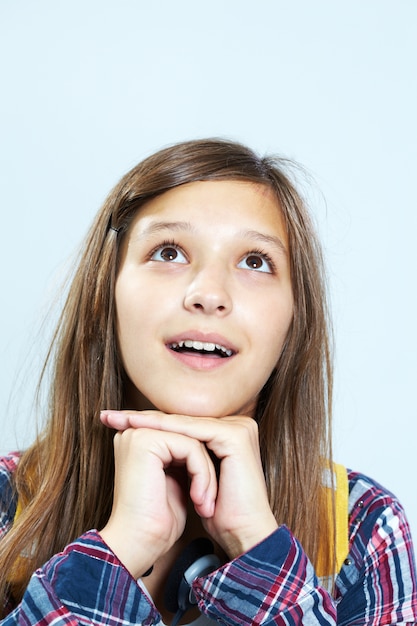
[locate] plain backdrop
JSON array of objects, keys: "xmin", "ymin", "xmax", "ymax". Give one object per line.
[{"xmin": 1, "ymin": 1, "xmax": 416, "ymax": 542}]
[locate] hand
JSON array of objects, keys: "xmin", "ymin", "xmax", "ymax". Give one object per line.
[
  {"xmin": 99, "ymin": 421, "xmax": 217, "ymax": 579},
  {"xmin": 100, "ymin": 410, "xmax": 278, "ymax": 560}
]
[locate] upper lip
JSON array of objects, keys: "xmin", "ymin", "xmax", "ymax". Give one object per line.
[{"xmin": 165, "ymin": 330, "xmax": 238, "ymax": 356}]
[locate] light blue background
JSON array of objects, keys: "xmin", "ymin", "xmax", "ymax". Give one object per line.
[{"xmin": 1, "ymin": 1, "xmax": 416, "ymax": 541}]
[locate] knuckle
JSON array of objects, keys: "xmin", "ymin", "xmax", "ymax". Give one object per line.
[{"xmin": 116, "ymin": 427, "xmax": 154, "ymax": 450}]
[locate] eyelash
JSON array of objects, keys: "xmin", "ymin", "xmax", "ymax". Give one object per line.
[
  {"xmin": 147, "ymin": 239, "xmax": 187, "ymax": 262},
  {"xmin": 147, "ymin": 240, "xmax": 276, "ymax": 273}
]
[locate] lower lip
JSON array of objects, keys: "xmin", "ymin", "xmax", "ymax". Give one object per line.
[{"xmin": 167, "ymin": 348, "xmax": 234, "ymax": 371}]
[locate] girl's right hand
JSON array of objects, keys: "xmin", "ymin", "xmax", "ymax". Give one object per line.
[{"xmin": 99, "ymin": 426, "xmax": 217, "ymax": 579}]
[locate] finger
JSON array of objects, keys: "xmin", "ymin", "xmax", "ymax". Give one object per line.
[
  {"xmin": 150, "ymin": 431, "xmax": 218, "ymax": 517},
  {"xmin": 116, "ymin": 426, "xmax": 218, "ymax": 518},
  {"xmin": 101, "ymin": 410, "xmax": 261, "ymax": 462},
  {"xmin": 100, "ymin": 410, "xmax": 132, "ymax": 430},
  {"xmin": 101, "ymin": 412, "xmax": 218, "ymax": 515},
  {"xmin": 101, "ymin": 409, "xmax": 238, "ymax": 442}
]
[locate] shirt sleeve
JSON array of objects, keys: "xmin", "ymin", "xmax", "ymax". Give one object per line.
[
  {"xmin": 193, "ymin": 526, "xmax": 337, "ymax": 625},
  {"xmin": 1, "ymin": 531, "xmax": 161, "ymax": 626},
  {"xmin": 1, "ymin": 527, "xmax": 336, "ymax": 626},
  {"xmin": 192, "ymin": 474, "xmax": 417, "ymax": 625}
]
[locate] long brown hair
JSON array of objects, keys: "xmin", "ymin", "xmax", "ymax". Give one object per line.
[{"xmin": 0, "ymin": 138, "xmax": 333, "ymax": 612}]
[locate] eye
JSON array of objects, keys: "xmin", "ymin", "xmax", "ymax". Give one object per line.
[
  {"xmin": 149, "ymin": 241, "xmax": 187, "ymax": 264},
  {"xmin": 237, "ymin": 251, "xmax": 275, "ymax": 274}
]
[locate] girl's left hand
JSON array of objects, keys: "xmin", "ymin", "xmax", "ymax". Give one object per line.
[{"xmin": 100, "ymin": 410, "xmax": 278, "ymax": 559}]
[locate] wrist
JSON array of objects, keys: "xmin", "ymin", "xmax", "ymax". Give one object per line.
[
  {"xmin": 220, "ymin": 517, "xmax": 279, "ymax": 559},
  {"xmin": 99, "ymin": 524, "xmax": 161, "ymax": 579}
]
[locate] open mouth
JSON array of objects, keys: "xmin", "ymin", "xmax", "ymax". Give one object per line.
[{"xmin": 168, "ymin": 339, "xmax": 234, "ymax": 358}]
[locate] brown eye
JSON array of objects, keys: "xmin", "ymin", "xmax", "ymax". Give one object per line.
[
  {"xmin": 150, "ymin": 243, "xmax": 187, "ymax": 264},
  {"xmin": 246, "ymin": 255, "xmax": 263, "ymax": 269},
  {"xmin": 237, "ymin": 252, "xmax": 274, "ymax": 273},
  {"xmin": 160, "ymin": 247, "xmax": 178, "ymax": 261}
]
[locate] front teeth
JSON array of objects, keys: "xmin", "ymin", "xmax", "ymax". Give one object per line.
[{"xmin": 170, "ymin": 339, "xmax": 233, "ymax": 357}]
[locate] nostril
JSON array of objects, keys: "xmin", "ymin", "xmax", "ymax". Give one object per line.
[{"xmin": 184, "ymin": 287, "xmax": 232, "ymax": 315}]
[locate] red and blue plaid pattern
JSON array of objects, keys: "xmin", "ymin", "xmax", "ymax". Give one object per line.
[{"xmin": 1, "ymin": 453, "xmax": 416, "ymax": 624}]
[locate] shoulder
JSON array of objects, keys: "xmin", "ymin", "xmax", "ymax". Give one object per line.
[
  {"xmin": 336, "ymin": 469, "xmax": 417, "ymax": 620},
  {"xmin": 346, "ymin": 468, "xmax": 407, "ymax": 522},
  {"xmin": 0, "ymin": 452, "xmax": 21, "ymax": 526},
  {"xmin": 0, "ymin": 452, "xmax": 21, "ymax": 476},
  {"xmin": 344, "ymin": 467, "xmax": 415, "ymax": 580}
]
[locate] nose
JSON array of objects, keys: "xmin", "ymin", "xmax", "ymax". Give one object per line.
[{"xmin": 183, "ymin": 266, "xmax": 233, "ymax": 316}]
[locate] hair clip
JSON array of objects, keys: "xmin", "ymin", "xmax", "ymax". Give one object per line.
[{"xmin": 106, "ymin": 214, "xmax": 121, "ymax": 234}]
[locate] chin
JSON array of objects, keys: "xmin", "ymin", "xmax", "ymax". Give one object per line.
[
  {"xmin": 130, "ymin": 383, "xmax": 256, "ymax": 418},
  {"xmin": 162, "ymin": 403, "xmax": 228, "ymax": 418},
  {"xmin": 157, "ymin": 397, "xmax": 256, "ymax": 419},
  {"xmin": 149, "ymin": 394, "xmax": 233, "ymax": 418}
]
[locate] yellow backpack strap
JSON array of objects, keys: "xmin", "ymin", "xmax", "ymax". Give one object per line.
[
  {"xmin": 14, "ymin": 498, "xmax": 22, "ymax": 523},
  {"xmin": 316, "ymin": 461, "xmax": 349, "ymax": 578}
]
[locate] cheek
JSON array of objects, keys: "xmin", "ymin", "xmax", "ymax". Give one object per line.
[
  {"xmin": 256, "ymin": 303, "xmax": 293, "ymax": 367},
  {"xmin": 115, "ymin": 270, "xmax": 151, "ymax": 327},
  {"xmin": 114, "ymin": 280, "xmax": 146, "ymax": 361}
]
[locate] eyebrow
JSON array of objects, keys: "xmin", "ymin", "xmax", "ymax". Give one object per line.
[
  {"xmin": 138, "ymin": 221, "xmax": 288, "ymax": 255},
  {"xmin": 139, "ymin": 221, "xmax": 196, "ymax": 236},
  {"xmin": 237, "ymin": 229, "xmax": 288, "ymax": 255}
]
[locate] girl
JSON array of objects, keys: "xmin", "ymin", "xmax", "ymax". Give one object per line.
[{"xmin": 0, "ymin": 138, "xmax": 416, "ymax": 625}]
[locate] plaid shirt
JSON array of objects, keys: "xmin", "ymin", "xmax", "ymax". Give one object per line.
[{"xmin": 1, "ymin": 452, "xmax": 416, "ymax": 625}]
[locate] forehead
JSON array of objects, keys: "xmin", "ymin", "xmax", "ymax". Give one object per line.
[{"xmin": 127, "ymin": 180, "xmax": 287, "ymax": 244}]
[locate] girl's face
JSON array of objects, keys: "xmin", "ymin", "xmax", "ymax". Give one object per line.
[{"xmin": 115, "ymin": 180, "xmax": 294, "ymax": 418}]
